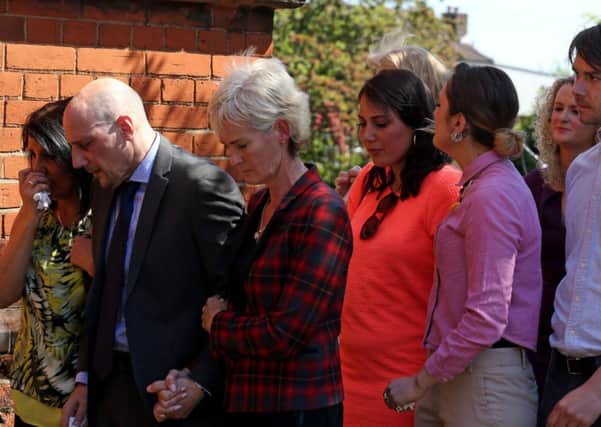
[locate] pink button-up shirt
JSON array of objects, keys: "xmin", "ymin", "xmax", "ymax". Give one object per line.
[{"xmin": 424, "ymin": 150, "xmax": 542, "ymax": 381}]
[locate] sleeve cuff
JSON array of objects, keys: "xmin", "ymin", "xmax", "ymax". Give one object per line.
[{"xmin": 75, "ymin": 371, "xmax": 88, "ymax": 385}]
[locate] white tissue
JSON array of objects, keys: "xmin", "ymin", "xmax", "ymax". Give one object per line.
[{"xmin": 33, "ymin": 191, "xmax": 51, "ymax": 211}]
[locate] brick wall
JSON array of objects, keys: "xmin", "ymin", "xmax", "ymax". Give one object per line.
[{"xmin": 0, "ymin": 0, "xmax": 279, "ymax": 255}]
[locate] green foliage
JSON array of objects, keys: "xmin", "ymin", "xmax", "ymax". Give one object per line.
[
  {"xmin": 273, "ymin": 0, "xmax": 457, "ymax": 184},
  {"xmin": 583, "ymin": 12, "xmax": 601, "ymax": 24}
]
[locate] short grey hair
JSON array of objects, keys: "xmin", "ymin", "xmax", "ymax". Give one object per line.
[{"xmin": 208, "ymin": 57, "xmax": 311, "ymax": 156}]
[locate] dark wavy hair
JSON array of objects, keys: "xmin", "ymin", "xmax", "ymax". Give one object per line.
[
  {"xmin": 22, "ymin": 98, "xmax": 92, "ymax": 212},
  {"xmin": 569, "ymin": 24, "xmax": 601, "ymax": 70},
  {"xmin": 358, "ymin": 69, "xmax": 450, "ymax": 201}
]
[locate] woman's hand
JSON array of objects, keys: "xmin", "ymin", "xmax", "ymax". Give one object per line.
[
  {"xmin": 385, "ymin": 376, "xmax": 420, "ymax": 411},
  {"xmin": 334, "ymin": 166, "xmax": 362, "ymax": 201},
  {"xmin": 201, "ymin": 296, "xmax": 227, "ymax": 332},
  {"xmin": 147, "ymin": 369, "xmax": 205, "ymax": 422},
  {"xmin": 60, "ymin": 384, "xmax": 87, "ymax": 427},
  {"xmin": 18, "ymin": 168, "xmax": 50, "ymax": 220},
  {"xmin": 384, "ymin": 369, "xmax": 437, "ymax": 412}
]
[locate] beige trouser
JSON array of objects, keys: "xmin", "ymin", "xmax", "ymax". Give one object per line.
[{"xmin": 415, "ymin": 347, "xmax": 538, "ymax": 427}]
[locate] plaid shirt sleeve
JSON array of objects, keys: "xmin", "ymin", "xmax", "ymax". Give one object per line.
[{"xmin": 210, "ymin": 191, "xmax": 352, "ymax": 359}]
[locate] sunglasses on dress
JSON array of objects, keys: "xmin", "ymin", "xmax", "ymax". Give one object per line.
[{"xmin": 360, "ymin": 192, "xmax": 399, "ymax": 240}]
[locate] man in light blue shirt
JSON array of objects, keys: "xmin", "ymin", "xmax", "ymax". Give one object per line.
[{"xmin": 542, "ymin": 24, "xmax": 601, "ymax": 427}]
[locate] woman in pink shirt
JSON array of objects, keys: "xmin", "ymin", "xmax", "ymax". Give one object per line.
[{"xmin": 384, "ymin": 63, "xmax": 542, "ymax": 426}]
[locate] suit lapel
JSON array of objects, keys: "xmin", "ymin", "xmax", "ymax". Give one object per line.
[{"xmin": 126, "ymin": 136, "xmax": 172, "ymax": 297}]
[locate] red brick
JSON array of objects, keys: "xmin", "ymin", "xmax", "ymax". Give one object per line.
[
  {"xmin": 212, "ymin": 54, "xmax": 256, "ymax": 79},
  {"xmin": 0, "ymin": 72, "xmax": 23, "ymax": 97},
  {"xmin": 0, "ymin": 101, "xmax": 4, "ymax": 127},
  {"xmin": 162, "ymin": 78, "xmax": 193, "ymax": 103},
  {"xmin": 77, "ymin": 48, "xmax": 144, "ymax": 74},
  {"xmin": 63, "ymin": 20, "xmax": 96, "ymax": 46},
  {"xmin": 3, "ymin": 211, "xmax": 17, "ymax": 236},
  {"xmin": 226, "ymin": 8, "xmax": 248, "ymax": 32},
  {"xmin": 83, "ymin": 3, "xmax": 145, "ymax": 23},
  {"xmin": 0, "ymin": 128, "xmax": 22, "ymax": 152},
  {"xmin": 146, "ymin": 51, "xmax": 210, "ymax": 77},
  {"xmin": 6, "ymin": 44, "xmax": 75, "ymax": 71},
  {"xmin": 198, "ymin": 30, "xmax": 227, "ymax": 55},
  {"xmin": 8, "ymin": 0, "xmax": 79, "ymax": 19},
  {"xmin": 0, "ymin": 1, "xmax": 6, "ymax": 13},
  {"xmin": 133, "ymin": 26, "xmax": 163, "ymax": 51},
  {"xmin": 194, "ymin": 132, "xmax": 224, "ymax": 157},
  {"xmin": 3, "ymin": 154, "xmax": 27, "ymax": 178},
  {"xmin": 131, "ymin": 77, "xmax": 161, "ymax": 102},
  {"xmin": 247, "ymin": 34, "xmax": 273, "ymax": 56},
  {"xmin": 5, "ymin": 100, "xmax": 47, "ymax": 125},
  {"xmin": 0, "ymin": 182, "xmax": 21, "ymax": 208},
  {"xmin": 145, "ymin": 104, "xmax": 207, "ymax": 129},
  {"xmin": 248, "ymin": 8, "xmax": 274, "ymax": 33},
  {"xmin": 148, "ymin": 4, "xmax": 211, "ymax": 27},
  {"xmin": 60, "ymin": 74, "xmax": 93, "ymax": 98},
  {"xmin": 163, "ymin": 131, "xmax": 193, "ymax": 152},
  {"xmin": 195, "ymin": 80, "xmax": 219, "ymax": 104},
  {"xmin": 0, "ymin": 16, "xmax": 25, "ymax": 42},
  {"xmin": 26, "ymin": 18, "xmax": 61, "ymax": 44},
  {"xmin": 98, "ymin": 23, "xmax": 131, "ymax": 49},
  {"xmin": 165, "ymin": 28, "xmax": 196, "ymax": 52},
  {"xmin": 229, "ymin": 32, "xmax": 245, "ymax": 55},
  {"xmin": 24, "ymin": 73, "xmax": 58, "ymax": 99},
  {"xmin": 212, "ymin": 7, "xmax": 237, "ymax": 29}
]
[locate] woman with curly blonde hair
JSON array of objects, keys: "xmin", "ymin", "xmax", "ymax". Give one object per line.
[{"xmin": 525, "ymin": 77, "xmax": 597, "ymax": 395}]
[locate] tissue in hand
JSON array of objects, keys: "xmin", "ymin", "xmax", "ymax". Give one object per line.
[{"xmin": 33, "ymin": 191, "xmax": 51, "ymax": 211}]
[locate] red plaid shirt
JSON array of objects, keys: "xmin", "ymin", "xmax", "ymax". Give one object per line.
[{"xmin": 210, "ymin": 166, "xmax": 353, "ymax": 412}]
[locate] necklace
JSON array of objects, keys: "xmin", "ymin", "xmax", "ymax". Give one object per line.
[{"xmin": 254, "ymin": 201, "xmax": 269, "ymax": 241}]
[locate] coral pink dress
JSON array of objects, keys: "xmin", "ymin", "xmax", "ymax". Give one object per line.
[{"xmin": 340, "ymin": 163, "xmax": 460, "ymax": 426}]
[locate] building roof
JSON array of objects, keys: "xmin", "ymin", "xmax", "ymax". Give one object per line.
[{"xmin": 452, "ymin": 41, "xmax": 494, "ymax": 64}]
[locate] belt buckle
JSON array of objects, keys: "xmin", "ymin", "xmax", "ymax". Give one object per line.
[{"xmin": 566, "ymin": 357, "xmax": 584, "ymax": 375}]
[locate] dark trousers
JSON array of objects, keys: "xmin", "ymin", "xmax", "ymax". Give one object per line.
[
  {"xmin": 94, "ymin": 352, "xmax": 153, "ymax": 427},
  {"xmin": 538, "ymin": 350, "xmax": 601, "ymax": 427},
  {"xmin": 225, "ymin": 403, "xmax": 342, "ymax": 427}
]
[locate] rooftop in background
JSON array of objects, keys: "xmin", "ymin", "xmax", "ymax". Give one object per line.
[{"xmin": 443, "ymin": 5, "xmax": 562, "ymax": 115}]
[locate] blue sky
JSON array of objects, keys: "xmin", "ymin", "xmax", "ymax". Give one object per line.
[{"xmin": 430, "ymin": 0, "xmax": 599, "ymax": 73}]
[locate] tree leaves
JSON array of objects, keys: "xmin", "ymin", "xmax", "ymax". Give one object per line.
[{"xmin": 273, "ymin": 0, "xmax": 457, "ymax": 184}]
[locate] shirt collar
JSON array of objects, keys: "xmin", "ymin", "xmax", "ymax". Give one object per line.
[
  {"xmin": 257, "ymin": 164, "xmax": 321, "ymax": 211},
  {"xmin": 596, "ymin": 127, "xmax": 601, "ymax": 144},
  {"xmin": 129, "ymin": 132, "xmax": 160, "ymax": 184},
  {"xmin": 458, "ymin": 150, "xmax": 504, "ymax": 188}
]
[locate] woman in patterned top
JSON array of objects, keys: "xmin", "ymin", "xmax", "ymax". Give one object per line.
[{"xmin": 0, "ymin": 99, "xmax": 93, "ymax": 427}]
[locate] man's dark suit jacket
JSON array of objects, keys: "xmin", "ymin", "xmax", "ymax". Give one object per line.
[{"xmin": 82, "ymin": 135, "xmax": 245, "ymax": 426}]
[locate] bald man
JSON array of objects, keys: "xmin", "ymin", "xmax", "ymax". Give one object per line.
[{"xmin": 63, "ymin": 78, "xmax": 244, "ymax": 427}]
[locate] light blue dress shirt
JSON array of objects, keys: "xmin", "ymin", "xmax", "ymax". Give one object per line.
[
  {"xmin": 551, "ymin": 132, "xmax": 601, "ymax": 357},
  {"xmin": 109, "ymin": 133, "xmax": 160, "ymax": 352}
]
